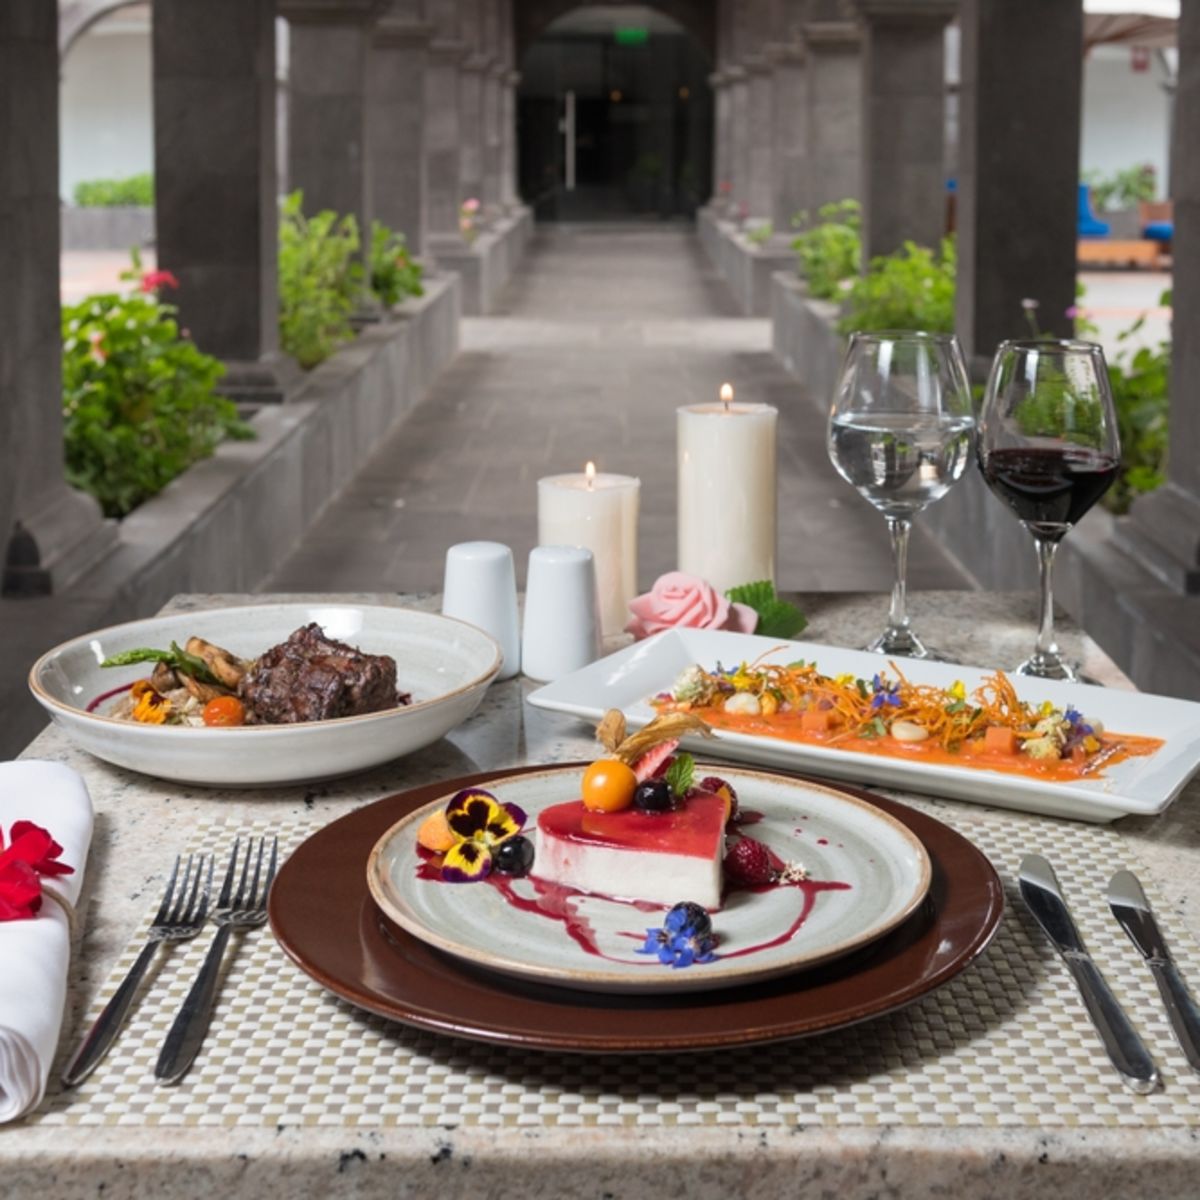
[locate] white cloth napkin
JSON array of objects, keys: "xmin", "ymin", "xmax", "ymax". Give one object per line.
[{"xmin": 0, "ymin": 761, "xmax": 94, "ymax": 1122}]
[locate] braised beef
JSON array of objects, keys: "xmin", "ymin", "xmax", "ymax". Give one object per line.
[{"xmin": 238, "ymin": 623, "xmax": 410, "ymax": 724}]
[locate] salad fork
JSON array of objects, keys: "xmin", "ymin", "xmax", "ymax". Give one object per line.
[
  {"xmin": 154, "ymin": 836, "xmax": 278, "ymax": 1084},
  {"xmin": 62, "ymin": 853, "xmax": 213, "ymax": 1087}
]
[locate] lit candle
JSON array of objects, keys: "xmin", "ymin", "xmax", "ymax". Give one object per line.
[
  {"xmin": 537, "ymin": 463, "xmax": 641, "ymax": 637},
  {"xmin": 677, "ymin": 383, "xmax": 777, "ymax": 594}
]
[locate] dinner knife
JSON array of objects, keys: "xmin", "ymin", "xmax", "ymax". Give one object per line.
[
  {"xmin": 1108, "ymin": 869, "xmax": 1200, "ymax": 1073},
  {"xmin": 1018, "ymin": 854, "xmax": 1159, "ymax": 1094}
]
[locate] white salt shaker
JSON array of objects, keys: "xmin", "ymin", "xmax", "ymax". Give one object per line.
[
  {"xmin": 441, "ymin": 541, "xmax": 520, "ymax": 680},
  {"xmin": 521, "ymin": 545, "xmax": 602, "ymax": 682}
]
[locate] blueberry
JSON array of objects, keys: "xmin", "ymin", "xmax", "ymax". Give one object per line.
[
  {"xmin": 666, "ymin": 901, "xmax": 713, "ymax": 939},
  {"xmin": 633, "ymin": 778, "xmax": 673, "ymax": 813},
  {"xmin": 492, "ymin": 835, "xmax": 534, "ymax": 876}
]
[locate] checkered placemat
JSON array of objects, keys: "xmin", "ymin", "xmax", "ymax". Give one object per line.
[{"xmin": 36, "ymin": 803, "xmax": 1200, "ymax": 1129}]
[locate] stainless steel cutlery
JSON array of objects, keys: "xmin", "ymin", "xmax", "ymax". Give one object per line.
[
  {"xmin": 1018, "ymin": 853, "xmax": 1159, "ymax": 1094},
  {"xmin": 1108, "ymin": 868, "xmax": 1200, "ymax": 1073}
]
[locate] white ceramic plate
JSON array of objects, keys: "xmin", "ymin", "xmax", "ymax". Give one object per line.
[
  {"xmin": 526, "ymin": 629, "xmax": 1200, "ymax": 823},
  {"xmin": 29, "ymin": 604, "xmax": 501, "ymax": 787},
  {"xmin": 366, "ymin": 766, "xmax": 932, "ymax": 994}
]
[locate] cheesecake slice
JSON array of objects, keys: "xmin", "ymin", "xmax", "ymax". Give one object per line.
[{"xmin": 534, "ymin": 791, "xmax": 726, "ymax": 910}]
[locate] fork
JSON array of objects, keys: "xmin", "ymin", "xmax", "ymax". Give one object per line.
[
  {"xmin": 62, "ymin": 853, "xmax": 213, "ymax": 1087},
  {"xmin": 154, "ymin": 836, "xmax": 279, "ymax": 1084}
]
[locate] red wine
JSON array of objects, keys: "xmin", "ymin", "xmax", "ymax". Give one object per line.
[{"xmin": 980, "ymin": 446, "xmax": 1119, "ymax": 539}]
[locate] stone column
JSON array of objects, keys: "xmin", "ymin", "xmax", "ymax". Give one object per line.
[
  {"xmin": 769, "ymin": 43, "xmax": 808, "ymax": 227},
  {"xmin": 954, "ymin": 0, "xmax": 1080, "ymax": 368},
  {"xmin": 1118, "ymin": 0, "xmax": 1200, "ymax": 590},
  {"xmin": 500, "ymin": 69, "xmax": 521, "ymax": 209},
  {"xmin": 281, "ymin": 0, "xmax": 383, "ymax": 238},
  {"xmin": 728, "ymin": 66, "xmax": 750, "ymax": 215},
  {"xmin": 483, "ymin": 64, "xmax": 505, "ymax": 210},
  {"xmin": 153, "ymin": 0, "xmax": 293, "ymax": 401},
  {"xmin": 801, "ymin": 18, "xmax": 863, "ymax": 212},
  {"xmin": 855, "ymin": 0, "xmax": 956, "ymax": 260},
  {"xmin": 455, "ymin": 0, "xmax": 486, "ymax": 208},
  {"xmin": 0, "ymin": 0, "xmax": 113, "ymax": 594},
  {"xmin": 368, "ymin": 3, "xmax": 432, "ymax": 255},
  {"xmin": 709, "ymin": 72, "xmax": 733, "ymax": 207},
  {"xmin": 424, "ymin": 0, "xmax": 466, "ymax": 247},
  {"xmin": 745, "ymin": 55, "xmax": 775, "ymax": 220}
]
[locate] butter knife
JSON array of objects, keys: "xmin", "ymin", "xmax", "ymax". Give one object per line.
[
  {"xmin": 1109, "ymin": 869, "xmax": 1200, "ymax": 1072},
  {"xmin": 1019, "ymin": 854, "xmax": 1159, "ymax": 1093}
]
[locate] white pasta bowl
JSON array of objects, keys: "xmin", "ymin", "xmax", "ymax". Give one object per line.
[{"xmin": 29, "ymin": 603, "xmax": 501, "ymax": 787}]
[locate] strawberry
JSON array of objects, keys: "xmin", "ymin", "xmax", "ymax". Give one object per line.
[
  {"xmin": 630, "ymin": 739, "xmax": 679, "ymax": 783},
  {"xmin": 723, "ymin": 837, "xmax": 779, "ymax": 886}
]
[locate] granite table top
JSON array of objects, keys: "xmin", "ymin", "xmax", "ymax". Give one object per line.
[{"xmin": 4, "ymin": 591, "xmax": 1200, "ymax": 1200}]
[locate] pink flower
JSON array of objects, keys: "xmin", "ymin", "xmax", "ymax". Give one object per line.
[
  {"xmin": 461, "ymin": 198, "xmax": 481, "ymax": 214},
  {"xmin": 87, "ymin": 329, "xmax": 107, "ymax": 365},
  {"xmin": 139, "ymin": 269, "xmax": 179, "ymax": 293},
  {"xmin": 1065, "ymin": 305, "xmax": 1079, "ymax": 319},
  {"xmin": 626, "ymin": 572, "xmax": 758, "ymax": 640}
]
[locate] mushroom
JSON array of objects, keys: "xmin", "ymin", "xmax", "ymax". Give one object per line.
[
  {"xmin": 180, "ymin": 673, "xmax": 231, "ymax": 705},
  {"xmin": 150, "ymin": 660, "xmax": 180, "ymax": 693},
  {"xmin": 184, "ymin": 637, "xmax": 247, "ymax": 689}
]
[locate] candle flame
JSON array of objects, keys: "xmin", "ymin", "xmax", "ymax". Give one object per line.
[
  {"xmin": 720, "ymin": 383, "xmax": 734, "ymax": 413},
  {"xmin": 585, "ymin": 460, "xmax": 596, "ymax": 490}
]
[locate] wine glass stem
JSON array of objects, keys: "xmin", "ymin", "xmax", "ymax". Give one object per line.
[
  {"xmin": 1034, "ymin": 536, "xmax": 1061, "ymax": 662},
  {"xmin": 885, "ymin": 516, "xmax": 912, "ymax": 640}
]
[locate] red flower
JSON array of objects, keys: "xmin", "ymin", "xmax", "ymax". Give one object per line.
[
  {"xmin": 139, "ymin": 269, "xmax": 180, "ymax": 293},
  {"xmin": 0, "ymin": 821, "xmax": 75, "ymax": 922}
]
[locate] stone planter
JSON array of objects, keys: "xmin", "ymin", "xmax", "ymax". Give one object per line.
[
  {"xmin": 429, "ymin": 206, "xmax": 533, "ymax": 315},
  {"xmin": 61, "ymin": 206, "xmax": 155, "ymax": 251},
  {"xmin": 698, "ymin": 206, "xmax": 797, "ymax": 316}
]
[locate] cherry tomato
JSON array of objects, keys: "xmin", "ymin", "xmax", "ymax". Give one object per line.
[
  {"xmin": 581, "ymin": 759, "xmax": 637, "ymax": 812},
  {"xmin": 202, "ymin": 695, "xmax": 246, "ymax": 727}
]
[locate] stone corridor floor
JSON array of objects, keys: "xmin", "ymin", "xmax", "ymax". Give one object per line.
[{"xmin": 263, "ymin": 224, "xmax": 972, "ymax": 596}]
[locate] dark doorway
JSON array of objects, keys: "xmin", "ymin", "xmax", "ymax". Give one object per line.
[{"xmin": 517, "ymin": 6, "xmax": 713, "ymax": 221}]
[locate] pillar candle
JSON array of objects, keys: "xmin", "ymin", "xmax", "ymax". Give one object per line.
[
  {"xmin": 537, "ymin": 465, "xmax": 640, "ymax": 637},
  {"xmin": 677, "ymin": 384, "xmax": 777, "ymax": 595}
]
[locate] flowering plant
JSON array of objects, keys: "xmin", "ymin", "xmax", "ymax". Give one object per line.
[
  {"xmin": 369, "ymin": 220, "xmax": 424, "ymax": 309},
  {"xmin": 0, "ymin": 822, "xmax": 75, "ymax": 921},
  {"xmin": 459, "ymin": 198, "xmax": 481, "ymax": 245}
]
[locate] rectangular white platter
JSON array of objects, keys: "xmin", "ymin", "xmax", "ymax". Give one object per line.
[{"xmin": 526, "ymin": 628, "xmax": 1200, "ymax": 823}]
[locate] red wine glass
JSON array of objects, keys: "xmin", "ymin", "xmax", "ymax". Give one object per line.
[{"xmin": 977, "ymin": 339, "xmax": 1120, "ymax": 681}]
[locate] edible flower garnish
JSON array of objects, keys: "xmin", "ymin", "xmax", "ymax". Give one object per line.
[
  {"xmin": 870, "ymin": 674, "xmax": 901, "ymax": 710},
  {"xmin": 130, "ymin": 680, "xmax": 171, "ymax": 725},
  {"xmin": 638, "ymin": 902, "xmax": 716, "ymax": 969},
  {"xmin": 0, "ymin": 821, "xmax": 75, "ymax": 921},
  {"xmin": 439, "ymin": 788, "xmax": 528, "ymax": 883}
]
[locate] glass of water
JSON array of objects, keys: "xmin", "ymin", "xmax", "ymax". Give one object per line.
[{"xmin": 827, "ymin": 331, "xmax": 975, "ymax": 659}]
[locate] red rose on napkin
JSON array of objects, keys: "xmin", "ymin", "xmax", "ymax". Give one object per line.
[
  {"xmin": 0, "ymin": 822, "xmax": 74, "ymax": 921},
  {"xmin": 626, "ymin": 572, "xmax": 758, "ymax": 640}
]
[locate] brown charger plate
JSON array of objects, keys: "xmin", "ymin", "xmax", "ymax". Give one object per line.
[{"xmin": 268, "ymin": 764, "xmax": 1004, "ymax": 1053}]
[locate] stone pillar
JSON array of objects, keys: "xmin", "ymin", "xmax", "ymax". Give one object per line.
[
  {"xmin": 769, "ymin": 43, "xmax": 808, "ymax": 227},
  {"xmin": 153, "ymin": 0, "xmax": 293, "ymax": 401},
  {"xmin": 425, "ymin": 23, "xmax": 466, "ymax": 247},
  {"xmin": 710, "ymin": 72, "xmax": 733, "ymax": 207},
  {"xmin": 1118, "ymin": 0, "xmax": 1200, "ymax": 590},
  {"xmin": 855, "ymin": 0, "xmax": 956, "ymax": 260},
  {"xmin": 483, "ymin": 64, "xmax": 505, "ymax": 210},
  {"xmin": 282, "ymin": 0, "xmax": 383, "ymax": 238},
  {"xmin": 954, "ymin": 0, "xmax": 1080, "ymax": 368},
  {"xmin": 728, "ymin": 67, "xmax": 750, "ymax": 215},
  {"xmin": 458, "ymin": 56, "xmax": 488, "ymax": 207},
  {"xmin": 368, "ymin": 2, "xmax": 432, "ymax": 255},
  {"xmin": 745, "ymin": 56, "xmax": 775, "ymax": 220},
  {"xmin": 501, "ymin": 69, "xmax": 521, "ymax": 209},
  {"xmin": 801, "ymin": 18, "xmax": 863, "ymax": 213},
  {"xmin": 0, "ymin": 0, "xmax": 113, "ymax": 594}
]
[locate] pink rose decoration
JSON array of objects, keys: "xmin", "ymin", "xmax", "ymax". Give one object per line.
[{"xmin": 626, "ymin": 572, "xmax": 758, "ymax": 640}]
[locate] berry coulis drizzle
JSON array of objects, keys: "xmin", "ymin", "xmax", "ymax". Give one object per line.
[{"xmin": 416, "ymin": 843, "xmax": 850, "ymax": 965}]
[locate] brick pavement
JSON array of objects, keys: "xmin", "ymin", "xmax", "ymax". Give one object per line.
[{"xmin": 264, "ymin": 224, "xmax": 973, "ymax": 596}]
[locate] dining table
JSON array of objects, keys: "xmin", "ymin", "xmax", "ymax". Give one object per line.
[{"xmin": 4, "ymin": 589, "xmax": 1200, "ymax": 1199}]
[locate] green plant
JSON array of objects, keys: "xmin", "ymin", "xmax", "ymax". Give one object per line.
[
  {"xmin": 278, "ymin": 190, "xmax": 362, "ymax": 369},
  {"xmin": 745, "ymin": 220, "xmax": 774, "ymax": 247},
  {"xmin": 369, "ymin": 221, "xmax": 424, "ymax": 309},
  {"xmin": 62, "ymin": 283, "xmax": 251, "ymax": 519},
  {"xmin": 838, "ymin": 236, "xmax": 956, "ymax": 335},
  {"xmin": 1083, "ymin": 164, "xmax": 1157, "ymax": 212},
  {"xmin": 790, "ymin": 200, "xmax": 861, "ymax": 299},
  {"xmin": 72, "ymin": 172, "xmax": 155, "ymax": 207}
]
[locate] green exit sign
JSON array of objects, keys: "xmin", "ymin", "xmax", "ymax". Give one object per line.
[{"xmin": 614, "ymin": 26, "xmax": 649, "ymax": 46}]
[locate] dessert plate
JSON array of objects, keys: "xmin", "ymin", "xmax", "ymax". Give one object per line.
[
  {"xmin": 365, "ymin": 766, "xmax": 932, "ymax": 994},
  {"xmin": 525, "ymin": 628, "xmax": 1200, "ymax": 822},
  {"xmin": 270, "ymin": 766, "xmax": 1004, "ymax": 1052}
]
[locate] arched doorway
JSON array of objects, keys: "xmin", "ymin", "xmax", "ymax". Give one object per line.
[{"xmin": 517, "ymin": 4, "xmax": 713, "ymax": 221}]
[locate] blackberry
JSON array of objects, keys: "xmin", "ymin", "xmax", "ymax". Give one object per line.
[{"xmin": 632, "ymin": 778, "xmax": 673, "ymax": 813}]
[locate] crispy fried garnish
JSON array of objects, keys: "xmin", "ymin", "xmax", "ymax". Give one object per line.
[{"xmin": 607, "ymin": 710, "xmax": 713, "ymax": 766}]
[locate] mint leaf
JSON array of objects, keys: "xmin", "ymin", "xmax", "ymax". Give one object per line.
[
  {"xmin": 664, "ymin": 752, "xmax": 695, "ymax": 798},
  {"xmin": 725, "ymin": 581, "xmax": 807, "ymax": 639}
]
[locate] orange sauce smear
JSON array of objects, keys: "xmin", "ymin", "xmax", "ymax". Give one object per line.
[{"xmin": 684, "ymin": 706, "xmax": 1163, "ymax": 783}]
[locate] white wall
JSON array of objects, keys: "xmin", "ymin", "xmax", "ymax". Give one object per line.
[
  {"xmin": 1081, "ymin": 44, "xmax": 1172, "ymax": 198},
  {"xmin": 60, "ymin": 23, "xmax": 153, "ymax": 203}
]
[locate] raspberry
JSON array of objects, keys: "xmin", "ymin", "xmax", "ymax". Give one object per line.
[
  {"xmin": 723, "ymin": 837, "xmax": 778, "ymax": 886},
  {"xmin": 698, "ymin": 775, "xmax": 738, "ymax": 822}
]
